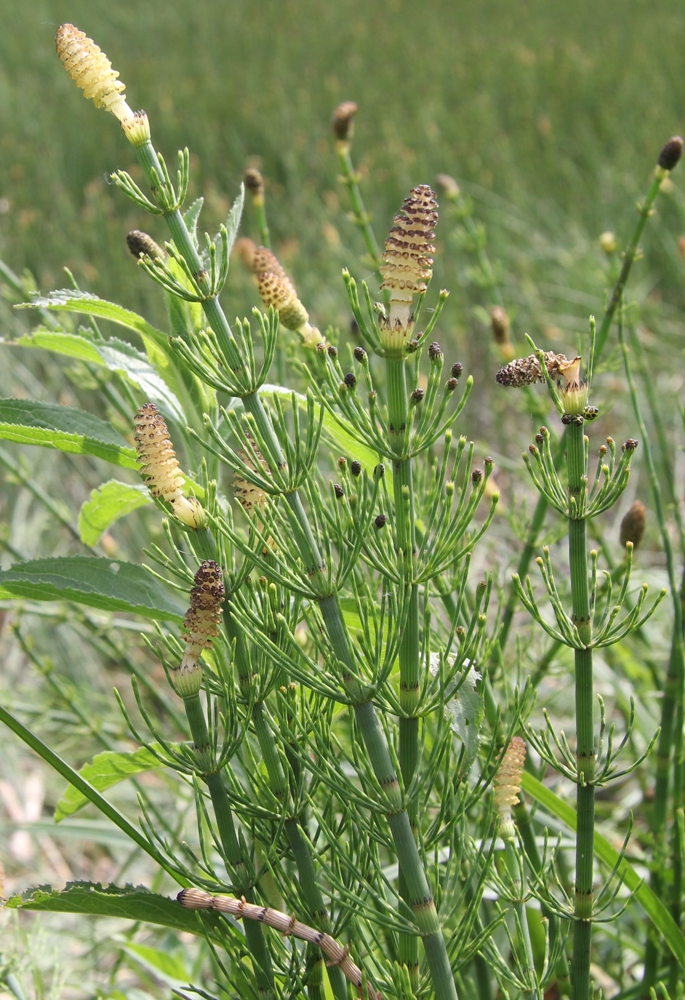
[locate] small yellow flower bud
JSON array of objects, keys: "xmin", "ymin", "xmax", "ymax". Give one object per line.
[
  {"xmin": 493, "ymin": 736, "xmax": 526, "ymax": 841},
  {"xmin": 379, "ymin": 185, "xmax": 438, "ymax": 354},
  {"xmin": 599, "ymin": 231, "xmax": 617, "ymax": 255},
  {"xmin": 133, "ymin": 403, "xmax": 205, "ymax": 528},
  {"xmin": 174, "ymin": 561, "xmax": 224, "ymax": 697},
  {"xmin": 56, "ymin": 23, "xmax": 134, "ymax": 125}
]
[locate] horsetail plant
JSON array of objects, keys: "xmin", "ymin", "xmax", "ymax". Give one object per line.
[
  {"xmin": 499, "ymin": 333, "xmax": 664, "ymax": 1000},
  {"xmin": 2, "ymin": 19, "xmax": 684, "ymax": 1000}
]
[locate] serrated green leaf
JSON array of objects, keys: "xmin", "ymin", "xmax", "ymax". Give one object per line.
[
  {"xmin": 21, "ymin": 290, "xmax": 169, "ymax": 350},
  {"xmin": 55, "ymin": 746, "xmax": 166, "ymax": 822},
  {"xmin": 78, "ymin": 480, "xmax": 151, "ymax": 545},
  {"xmin": 223, "ymin": 184, "xmax": 245, "ymax": 259},
  {"xmin": 0, "ymin": 398, "xmax": 138, "ymax": 468},
  {"xmin": 183, "ymin": 196, "xmax": 204, "ymax": 247},
  {"xmin": 521, "ymin": 772, "xmax": 685, "ymax": 971},
  {"xmin": 18, "ymin": 292, "xmax": 209, "ymax": 423},
  {"xmin": 14, "ymin": 329, "xmax": 105, "ymax": 363},
  {"xmin": 442, "ymin": 662, "xmax": 484, "ymax": 774},
  {"xmin": 2, "ymin": 882, "xmax": 225, "ymax": 941},
  {"xmin": 0, "ymin": 556, "xmax": 184, "ymax": 621}
]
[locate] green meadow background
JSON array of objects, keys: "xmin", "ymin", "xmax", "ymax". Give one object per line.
[{"xmin": 2, "ymin": 0, "xmax": 685, "ymax": 338}]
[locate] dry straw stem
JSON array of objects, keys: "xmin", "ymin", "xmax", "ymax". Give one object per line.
[{"xmin": 178, "ymin": 888, "xmax": 382, "ymax": 1000}]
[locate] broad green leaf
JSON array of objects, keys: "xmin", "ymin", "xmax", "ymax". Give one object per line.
[
  {"xmin": 78, "ymin": 480, "xmax": 150, "ymax": 546},
  {"xmin": 14, "ymin": 329, "xmax": 104, "ymax": 363},
  {"xmin": 0, "ymin": 556, "xmax": 185, "ymax": 621},
  {"xmin": 55, "ymin": 747, "xmax": 166, "ymax": 822},
  {"xmin": 21, "ymin": 290, "xmax": 169, "ymax": 351},
  {"xmin": 118, "ymin": 942, "xmax": 189, "ymax": 985},
  {"xmin": 20, "ymin": 290, "xmax": 191, "ymax": 410},
  {"xmin": 3, "ymin": 882, "xmax": 225, "ymax": 941},
  {"xmin": 0, "ymin": 398, "xmax": 138, "ymax": 468},
  {"xmin": 521, "ymin": 772, "xmax": 685, "ymax": 971}
]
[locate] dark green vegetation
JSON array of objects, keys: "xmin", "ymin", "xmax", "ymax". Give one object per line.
[{"xmin": 1, "ymin": 1, "xmax": 685, "ymax": 997}]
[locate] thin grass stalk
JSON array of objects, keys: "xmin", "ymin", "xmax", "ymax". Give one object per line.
[
  {"xmin": 387, "ymin": 355, "xmax": 421, "ymax": 989},
  {"xmin": 566, "ymin": 421, "xmax": 595, "ymax": 1000}
]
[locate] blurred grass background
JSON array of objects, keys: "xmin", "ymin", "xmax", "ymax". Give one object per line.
[
  {"xmin": 2, "ymin": 0, "xmax": 685, "ymax": 320},
  {"xmin": 1, "ymin": 0, "xmax": 685, "ymax": 993}
]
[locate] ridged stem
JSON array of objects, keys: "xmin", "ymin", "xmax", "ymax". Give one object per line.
[
  {"xmin": 503, "ymin": 839, "xmax": 539, "ymax": 1000},
  {"xmin": 134, "ymin": 136, "xmax": 457, "ymax": 1000},
  {"xmin": 499, "ymin": 164, "xmax": 669, "ymax": 663},
  {"xmin": 566, "ymin": 423, "xmax": 595, "ymax": 1000},
  {"xmin": 182, "ymin": 693, "xmax": 276, "ymax": 1000},
  {"xmin": 337, "ymin": 145, "xmax": 382, "ymax": 267},
  {"xmin": 227, "ymin": 609, "xmax": 349, "ymax": 1000},
  {"xmin": 514, "ymin": 800, "xmax": 570, "ymax": 993},
  {"xmin": 387, "ymin": 358, "xmax": 421, "ymax": 989}
]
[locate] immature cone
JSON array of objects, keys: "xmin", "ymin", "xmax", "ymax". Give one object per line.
[
  {"xmin": 332, "ymin": 101, "xmax": 358, "ymax": 144},
  {"xmin": 620, "ymin": 500, "xmax": 647, "ymax": 549},
  {"xmin": 490, "ymin": 306, "xmax": 514, "ymax": 360},
  {"xmin": 127, "ymin": 230, "xmax": 164, "ymax": 261},
  {"xmin": 379, "ymin": 185, "xmax": 438, "ymax": 353},
  {"xmin": 493, "ymin": 736, "xmax": 526, "ymax": 841},
  {"xmin": 435, "ymin": 173, "xmax": 460, "ymax": 201},
  {"xmin": 252, "ymin": 247, "xmax": 322, "ymax": 348},
  {"xmin": 496, "ymin": 351, "xmax": 570, "ymax": 388},
  {"xmin": 658, "ymin": 136, "xmax": 684, "ymax": 172},
  {"xmin": 56, "ymin": 23, "xmax": 134, "ymax": 124},
  {"xmin": 174, "ymin": 561, "xmax": 225, "ymax": 697},
  {"xmin": 244, "ymin": 167, "xmax": 265, "ymax": 202},
  {"xmin": 133, "ymin": 403, "xmax": 204, "ymax": 528}
]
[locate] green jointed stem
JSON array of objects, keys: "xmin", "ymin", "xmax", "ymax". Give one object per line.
[
  {"xmin": 182, "ymin": 693, "xmax": 276, "ymax": 999},
  {"xmin": 134, "ymin": 134, "xmax": 458, "ymax": 1000},
  {"xmin": 387, "ymin": 356, "xmax": 421, "ymax": 989},
  {"xmin": 337, "ymin": 144, "xmax": 382, "ymax": 267},
  {"xmin": 594, "ymin": 168, "xmax": 669, "ymax": 359},
  {"xmin": 619, "ymin": 329, "xmax": 685, "ymax": 994},
  {"xmin": 566, "ymin": 423, "xmax": 595, "ymax": 1000},
  {"xmin": 227, "ymin": 610, "xmax": 349, "ymax": 1000},
  {"xmin": 499, "ymin": 161, "xmax": 670, "ymax": 663}
]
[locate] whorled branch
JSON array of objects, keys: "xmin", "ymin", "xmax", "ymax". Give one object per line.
[{"xmin": 178, "ymin": 888, "xmax": 382, "ymax": 1000}]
